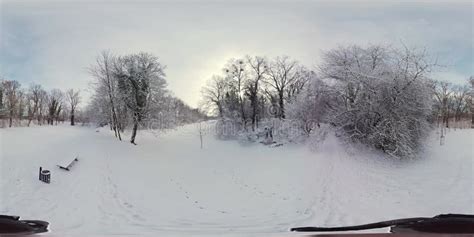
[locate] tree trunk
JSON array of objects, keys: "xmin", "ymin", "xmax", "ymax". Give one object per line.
[
  {"xmin": 109, "ymin": 99, "xmax": 121, "ymax": 141},
  {"xmin": 278, "ymin": 90, "xmax": 285, "ymax": 119},
  {"xmin": 239, "ymin": 96, "xmax": 246, "ymax": 127},
  {"xmin": 251, "ymin": 96, "xmax": 257, "ymax": 132},
  {"xmin": 130, "ymin": 120, "xmax": 138, "ymax": 145},
  {"xmin": 9, "ymin": 114, "xmax": 13, "ymax": 127},
  {"xmin": 70, "ymin": 114, "xmax": 75, "ymax": 126},
  {"xmin": 471, "ymin": 111, "xmax": 474, "ymax": 128}
]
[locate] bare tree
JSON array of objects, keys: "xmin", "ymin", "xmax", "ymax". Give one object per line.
[
  {"xmin": 433, "ymin": 81, "xmax": 453, "ymax": 128},
  {"xmin": 17, "ymin": 89, "xmax": 25, "ymax": 125},
  {"xmin": 245, "ymin": 55, "xmax": 267, "ymax": 130},
  {"xmin": 3, "ymin": 80, "xmax": 21, "ymax": 127},
  {"xmin": 286, "ymin": 68, "xmax": 311, "ymax": 102},
  {"xmin": 66, "ymin": 89, "xmax": 81, "ymax": 126},
  {"xmin": 468, "ymin": 76, "xmax": 474, "ymax": 128},
  {"xmin": 37, "ymin": 89, "xmax": 48, "ymax": 125},
  {"xmin": 224, "ymin": 58, "xmax": 248, "ymax": 124},
  {"xmin": 266, "ymin": 56, "xmax": 300, "ymax": 118},
  {"xmin": 0, "ymin": 81, "xmax": 3, "ymax": 110},
  {"xmin": 201, "ymin": 75, "xmax": 227, "ymax": 117},
  {"xmin": 89, "ymin": 51, "xmax": 122, "ymax": 140},
  {"xmin": 452, "ymin": 85, "xmax": 469, "ymax": 122},
  {"xmin": 47, "ymin": 89, "xmax": 63, "ymax": 125},
  {"xmin": 27, "ymin": 84, "xmax": 43, "ymax": 126}
]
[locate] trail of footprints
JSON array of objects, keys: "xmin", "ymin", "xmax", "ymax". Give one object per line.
[
  {"xmin": 169, "ymin": 177, "xmax": 224, "ymax": 213},
  {"xmin": 169, "ymin": 170, "xmax": 308, "ymax": 219},
  {"xmin": 99, "ymin": 161, "xmax": 148, "ymax": 227},
  {"xmin": 225, "ymin": 169, "xmax": 303, "ymax": 203}
]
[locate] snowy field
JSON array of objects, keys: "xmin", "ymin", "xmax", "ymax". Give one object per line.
[{"xmin": 0, "ymin": 123, "xmax": 473, "ymax": 236}]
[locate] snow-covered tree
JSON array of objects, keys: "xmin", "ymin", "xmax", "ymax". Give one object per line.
[
  {"xmin": 200, "ymin": 75, "xmax": 227, "ymax": 117},
  {"xmin": 451, "ymin": 85, "xmax": 469, "ymax": 122},
  {"xmin": 3, "ymin": 80, "xmax": 21, "ymax": 127},
  {"xmin": 245, "ymin": 56, "xmax": 267, "ymax": 130},
  {"xmin": 114, "ymin": 52, "xmax": 167, "ymax": 144},
  {"xmin": 66, "ymin": 89, "xmax": 81, "ymax": 126},
  {"xmin": 89, "ymin": 51, "xmax": 123, "ymax": 140},
  {"xmin": 37, "ymin": 89, "xmax": 48, "ymax": 125},
  {"xmin": 286, "ymin": 75, "xmax": 328, "ymax": 135},
  {"xmin": 223, "ymin": 58, "xmax": 248, "ymax": 125},
  {"xmin": 469, "ymin": 76, "xmax": 474, "ymax": 128},
  {"xmin": 433, "ymin": 81, "xmax": 453, "ymax": 128},
  {"xmin": 320, "ymin": 45, "xmax": 435, "ymax": 158},
  {"xmin": 17, "ymin": 89, "xmax": 26, "ymax": 124},
  {"xmin": 47, "ymin": 89, "xmax": 63, "ymax": 125},
  {"xmin": 265, "ymin": 56, "xmax": 302, "ymax": 118},
  {"xmin": 26, "ymin": 84, "xmax": 44, "ymax": 126}
]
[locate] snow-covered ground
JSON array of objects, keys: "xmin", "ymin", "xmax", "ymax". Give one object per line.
[{"xmin": 0, "ymin": 123, "xmax": 473, "ymax": 236}]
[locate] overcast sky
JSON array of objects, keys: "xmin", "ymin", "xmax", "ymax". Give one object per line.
[{"xmin": 1, "ymin": 0, "xmax": 472, "ymax": 108}]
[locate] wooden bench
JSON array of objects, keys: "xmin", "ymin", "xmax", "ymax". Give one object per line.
[{"xmin": 57, "ymin": 157, "xmax": 79, "ymax": 171}]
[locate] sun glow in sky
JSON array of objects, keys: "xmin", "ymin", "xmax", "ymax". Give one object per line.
[{"xmin": 1, "ymin": 0, "xmax": 472, "ymax": 108}]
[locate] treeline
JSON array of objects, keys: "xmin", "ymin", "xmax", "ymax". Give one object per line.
[
  {"xmin": 201, "ymin": 56, "xmax": 312, "ymax": 126},
  {"xmin": 1, "ymin": 51, "xmax": 206, "ymax": 146},
  {"xmin": 200, "ymin": 44, "xmax": 474, "ymax": 158},
  {"xmin": 433, "ymin": 80, "xmax": 473, "ymax": 128},
  {"xmin": 0, "ymin": 80, "xmax": 82, "ymax": 128},
  {"xmin": 87, "ymin": 51, "xmax": 206, "ymax": 144}
]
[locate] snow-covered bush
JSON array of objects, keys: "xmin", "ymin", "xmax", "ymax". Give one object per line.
[{"xmin": 320, "ymin": 45, "xmax": 434, "ymax": 158}]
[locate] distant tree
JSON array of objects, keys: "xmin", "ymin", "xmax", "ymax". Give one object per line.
[
  {"xmin": 245, "ymin": 56, "xmax": 267, "ymax": 131},
  {"xmin": 201, "ymin": 75, "xmax": 227, "ymax": 117},
  {"xmin": 224, "ymin": 58, "xmax": 248, "ymax": 125},
  {"xmin": 37, "ymin": 89, "xmax": 48, "ymax": 125},
  {"xmin": 26, "ymin": 84, "xmax": 43, "ymax": 126},
  {"xmin": 469, "ymin": 76, "xmax": 474, "ymax": 128},
  {"xmin": 47, "ymin": 89, "xmax": 63, "ymax": 125},
  {"xmin": 287, "ymin": 75, "xmax": 328, "ymax": 135},
  {"xmin": 0, "ymin": 81, "xmax": 3, "ymax": 110},
  {"xmin": 286, "ymin": 68, "xmax": 311, "ymax": 103},
  {"xmin": 452, "ymin": 85, "xmax": 469, "ymax": 122},
  {"xmin": 266, "ymin": 56, "xmax": 301, "ymax": 118},
  {"xmin": 66, "ymin": 89, "xmax": 81, "ymax": 126},
  {"xmin": 433, "ymin": 81, "xmax": 453, "ymax": 128},
  {"xmin": 17, "ymin": 89, "xmax": 26, "ymax": 124},
  {"xmin": 3, "ymin": 80, "xmax": 21, "ymax": 127}
]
